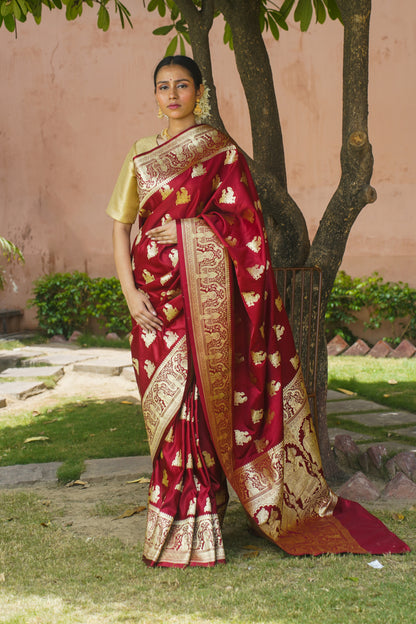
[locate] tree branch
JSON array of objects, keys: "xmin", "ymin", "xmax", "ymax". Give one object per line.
[
  {"xmin": 216, "ymin": 0, "xmax": 287, "ymax": 188},
  {"xmin": 174, "ymin": 0, "xmax": 226, "ymax": 133},
  {"xmin": 308, "ymin": 0, "xmax": 374, "ymax": 288},
  {"xmin": 304, "ymin": 0, "xmax": 374, "ymax": 479}
]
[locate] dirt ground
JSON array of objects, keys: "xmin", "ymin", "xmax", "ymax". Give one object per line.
[
  {"xmin": 3, "ymin": 369, "xmax": 140, "ymax": 418},
  {"xmin": 24, "ymin": 478, "xmax": 151, "ymax": 546},
  {"xmin": 4, "ymin": 368, "xmax": 151, "ymax": 546},
  {"xmin": 3, "ymin": 368, "xmax": 413, "ymax": 549}
]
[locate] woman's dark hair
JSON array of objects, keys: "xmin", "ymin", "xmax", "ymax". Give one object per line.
[{"xmin": 153, "ymin": 55, "xmax": 203, "ymax": 90}]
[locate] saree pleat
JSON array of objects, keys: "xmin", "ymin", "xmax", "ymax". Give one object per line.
[
  {"xmin": 143, "ymin": 382, "xmax": 227, "ymax": 567},
  {"xmin": 124, "ymin": 124, "xmax": 409, "ymax": 566}
]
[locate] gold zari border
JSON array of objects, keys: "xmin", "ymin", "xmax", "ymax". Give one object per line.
[
  {"xmin": 180, "ymin": 218, "xmax": 234, "ymax": 474},
  {"xmin": 144, "ymin": 503, "xmax": 226, "ymax": 566},
  {"xmin": 142, "ymin": 335, "xmax": 188, "ymax": 460},
  {"xmin": 133, "ymin": 125, "xmax": 232, "ymax": 209}
]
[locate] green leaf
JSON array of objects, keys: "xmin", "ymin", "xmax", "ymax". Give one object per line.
[
  {"xmin": 223, "ymin": 21, "xmax": 233, "ymax": 50},
  {"xmin": 117, "ymin": 1, "xmax": 132, "ymax": 28},
  {"xmin": 165, "ymin": 34, "xmax": 177, "ymax": 56},
  {"xmin": 97, "ymin": 3, "xmax": 109, "ymax": 31},
  {"xmin": 169, "ymin": 3, "xmax": 179, "ymax": 21},
  {"xmin": 313, "ymin": 0, "xmax": 326, "ymax": 23},
  {"xmin": 270, "ymin": 10, "xmax": 288, "ymax": 30},
  {"xmin": 323, "ymin": 0, "xmax": 341, "ymax": 21},
  {"xmin": 16, "ymin": 0, "xmax": 28, "ymax": 16},
  {"xmin": 147, "ymin": 0, "xmax": 158, "ymax": 12},
  {"xmin": 268, "ymin": 14, "xmax": 280, "ymax": 40},
  {"xmin": 119, "ymin": 7, "xmax": 124, "ymax": 26},
  {"xmin": 259, "ymin": 9, "xmax": 266, "ymax": 32},
  {"xmin": 153, "ymin": 24, "xmax": 174, "ymax": 35},
  {"xmin": 179, "ymin": 32, "xmax": 185, "ymax": 55},
  {"xmin": 0, "ymin": 237, "xmax": 24, "ymax": 262},
  {"xmin": 279, "ymin": 0, "xmax": 296, "ymax": 19},
  {"xmin": 4, "ymin": 12, "xmax": 16, "ymax": 31},
  {"xmin": 1, "ymin": 2, "xmax": 13, "ymax": 17},
  {"xmin": 175, "ymin": 17, "xmax": 187, "ymax": 33},
  {"xmin": 294, "ymin": 0, "xmax": 313, "ymax": 31},
  {"xmin": 157, "ymin": 0, "xmax": 166, "ymax": 17},
  {"xmin": 12, "ymin": 0, "xmax": 21, "ymax": 19}
]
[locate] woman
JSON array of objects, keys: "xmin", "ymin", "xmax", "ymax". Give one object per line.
[{"xmin": 107, "ymin": 55, "xmax": 409, "ymax": 567}]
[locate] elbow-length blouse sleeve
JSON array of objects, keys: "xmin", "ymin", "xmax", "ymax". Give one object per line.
[{"xmin": 106, "ymin": 145, "xmax": 139, "ymax": 224}]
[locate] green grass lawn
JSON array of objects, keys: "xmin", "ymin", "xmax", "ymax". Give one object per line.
[
  {"xmin": 328, "ymin": 356, "xmax": 416, "ymax": 414},
  {"xmin": 1, "ymin": 356, "xmax": 415, "ymax": 483},
  {"xmin": 0, "ymin": 400, "xmax": 148, "ymax": 482},
  {"xmin": 0, "ymin": 490, "xmax": 414, "ymax": 624},
  {"xmin": 1, "ymin": 352, "xmax": 415, "ymax": 622}
]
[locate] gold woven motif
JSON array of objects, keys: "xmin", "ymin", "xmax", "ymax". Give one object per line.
[
  {"xmin": 133, "ymin": 126, "xmax": 232, "ymax": 209},
  {"xmin": 180, "ymin": 218, "xmax": 234, "ymax": 473},
  {"xmin": 144, "ymin": 504, "xmax": 226, "ymax": 566},
  {"xmin": 141, "ymin": 336, "xmax": 188, "ymax": 460}
]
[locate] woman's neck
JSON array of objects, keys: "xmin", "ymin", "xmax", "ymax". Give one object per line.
[{"xmin": 166, "ymin": 118, "xmax": 196, "ymax": 138}]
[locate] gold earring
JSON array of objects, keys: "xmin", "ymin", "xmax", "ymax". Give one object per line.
[
  {"xmin": 194, "ymin": 99, "xmax": 202, "ymax": 117},
  {"xmin": 157, "ymin": 106, "xmax": 164, "ymax": 119}
]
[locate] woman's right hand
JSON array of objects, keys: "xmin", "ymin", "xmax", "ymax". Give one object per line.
[{"xmin": 127, "ymin": 288, "xmax": 164, "ymax": 332}]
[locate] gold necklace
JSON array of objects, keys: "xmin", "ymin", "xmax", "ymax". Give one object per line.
[{"xmin": 161, "ymin": 128, "xmax": 171, "ymax": 141}]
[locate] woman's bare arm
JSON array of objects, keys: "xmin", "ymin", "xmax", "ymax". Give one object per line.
[{"xmin": 112, "ymin": 220, "xmax": 163, "ymax": 332}]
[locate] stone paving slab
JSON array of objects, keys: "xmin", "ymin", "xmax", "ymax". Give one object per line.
[
  {"xmin": 336, "ymin": 410, "xmax": 416, "ymax": 427},
  {"xmin": 392, "ymin": 425, "xmax": 416, "ymax": 439},
  {"xmin": 327, "ymin": 427, "xmax": 372, "ymax": 443},
  {"xmin": 121, "ymin": 366, "xmax": 135, "ymax": 382},
  {"xmin": 0, "ymin": 350, "xmax": 46, "ymax": 372},
  {"xmin": 0, "ymin": 380, "xmax": 47, "ymax": 400},
  {"xmin": 23, "ymin": 353, "xmax": 96, "ymax": 367},
  {"xmin": 0, "ymin": 348, "xmax": 47, "ymax": 360},
  {"xmin": 81, "ymin": 456, "xmax": 152, "ymax": 482},
  {"xmin": 0, "ymin": 366, "xmax": 64, "ymax": 379},
  {"xmin": 327, "ymin": 390, "xmax": 355, "ymax": 401},
  {"xmin": 0, "ymin": 461, "xmax": 62, "ymax": 488},
  {"xmin": 327, "ymin": 398, "xmax": 384, "ymax": 414},
  {"xmin": 73, "ymin": 356, "xmax": 132, "ymax": 376}
]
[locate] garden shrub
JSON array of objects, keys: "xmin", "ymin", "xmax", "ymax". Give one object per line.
[
  {"xmin": 29, "ymin": 272, "xmax": 130, "ymax": 338},
  {"xmin": 325, "ymin": 271, "xmax": 365, "ymax": 343},
  {"xmin": 87, "ymin": 276, "xmax": 130, "ymax": 335},
  {"xmin": 29, "ymin": 270, "xmax": 416, "ymax": 345},
  {"xmin": 29, "ymin": 272, "xmax": 92, "ymax": 338},
  {"xmin": 326, "ymin": 271, "xmax": 416, "ymax": 345}
]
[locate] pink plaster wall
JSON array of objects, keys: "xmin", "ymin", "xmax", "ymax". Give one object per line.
[{"xmin": 1, "ymin": 2, "xmax": 415, "ymax": 330}]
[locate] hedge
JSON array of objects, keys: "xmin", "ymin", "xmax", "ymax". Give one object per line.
[{"xmin": 29, "ymin": 272, "xmax": 130, "ymax": 338}]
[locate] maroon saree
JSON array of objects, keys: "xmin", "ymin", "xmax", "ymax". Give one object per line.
[{"xmin": 125, "ymin": 125, "xmax": 409, "ymax": 566}]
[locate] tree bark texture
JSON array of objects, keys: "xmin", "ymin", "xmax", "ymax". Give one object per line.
[
  {"xmin": 305, "ymin": 0, "xmax": 375, "ymax": 479},
  {"xmin": 177, "ymin": 0, "xmax": 375, "ymax": 480},
  {"xmin": 217, "ymin": 0, "xmax": 310, "ymax": 268},
  {"xmin": 174, "ymin": 0, "xmax": 227, "ymax": 134}
]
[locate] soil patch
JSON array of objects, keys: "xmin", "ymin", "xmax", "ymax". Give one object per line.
[{"xmin": 19, "ymin": 478, "xmax": 150, "ymax": 546}]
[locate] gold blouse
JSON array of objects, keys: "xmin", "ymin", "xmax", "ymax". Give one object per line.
[{"xmin": 106, "ymin": 135, "xmax": 159, "ymax": 224}]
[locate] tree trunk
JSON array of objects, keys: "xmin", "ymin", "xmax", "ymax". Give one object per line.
[
  {"xmin": 218, "ymin": 0, "xmax": 310, "ymax": 267},
  {"xmin": 174, "ymin": 0, "xmax": 226, "ymax": 134},
  {"xmin": 306, "ymin": 0, "xmax": 376, "ymax": 479},
  {"xmin": 177, "ymin": 0, "xmax": 375, "ymax": 479}
]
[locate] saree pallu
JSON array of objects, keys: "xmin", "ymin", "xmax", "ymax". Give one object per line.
[{"xmin": 128, "ymin": 125, "xmax": 409, "ymax": 566}]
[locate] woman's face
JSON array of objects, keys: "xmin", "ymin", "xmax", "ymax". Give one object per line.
[{"xmin": 155, "ymin": 64, "xmax": 202, "ymax": 125}]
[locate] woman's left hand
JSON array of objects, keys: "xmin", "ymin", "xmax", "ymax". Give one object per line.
[{"xmin": 147, "ymin": 221, "xmax": 177, "ymax": 245}]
